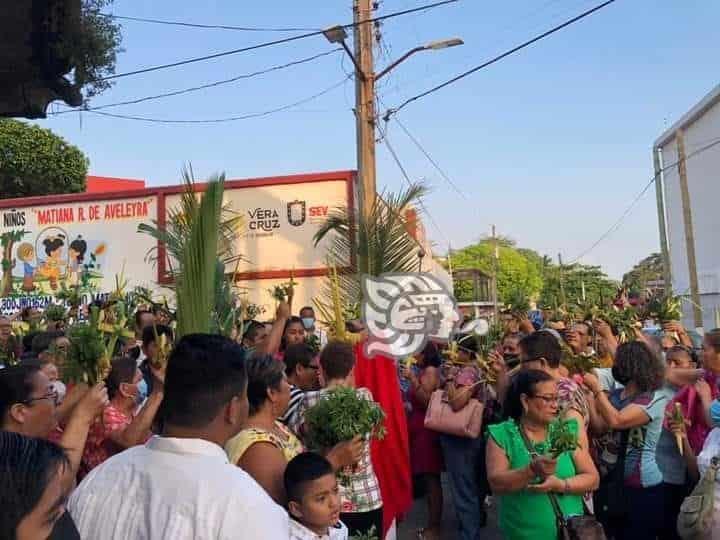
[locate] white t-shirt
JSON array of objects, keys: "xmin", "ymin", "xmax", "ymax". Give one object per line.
[
  {"xmin": 69, "ymin": 436, "xmax": 288, "ymax": 539},
  {"xmin": 696, "ymin": 428, "xmax": 720, "ymax": 540}
]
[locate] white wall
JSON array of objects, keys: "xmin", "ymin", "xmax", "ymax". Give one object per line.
[{"xmin": 660, "ymin": 96, "xmax": 720, "ymax": 329}]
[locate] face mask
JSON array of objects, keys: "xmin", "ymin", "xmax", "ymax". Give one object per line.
[
  {"xmin": 136, "ymin": 379, "xmax": 149, "ymax": 405},
  {"xmin": 301, "ymin": 317, "xmax": 315, "ymax": 330},
  {"xmin": 51, "ymin": 380, "xmax": 67, "ymax": 405}
]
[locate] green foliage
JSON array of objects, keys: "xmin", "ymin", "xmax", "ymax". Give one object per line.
[
  {"xmin": 44, "ymin": 304, "xmax": 68, "ymax": 322},
  {"xmin": 65, "ymin": 307, "xmax": 108, "ymax": 385},
  {"xmin": 0, "ymin": 120, "xmax": 88, "ymax": 199},
  {"xmin": 349, "ymin": 526, "xmax": 379, "ymax": 540},
  {"xmin": 548, "ymin": 418, "xmax": 579, "ymax": 458},
  {"xmin": 139, "ymin": 167, "xmax": 243, "ymax": 339},
  {"xmin": 305, "ymin": 334, "xmax": 321, "ymax": 355},
  {"xmin": 623, "ymin": 253, "xmax": 664, "ymax": 292},
  {"xmin": 68, "ymin": 0, "xmax": 124, "ymax": 101},
  {"xmin": 539, "ymin": 263, "xmax": 617, "ymax": 311},
  {"xmin": 450, "ymin": 240, "xmax": 543, "ymax": 303},
  {"xmin": 313, "ymin": 182, "xmax": 427, "ymax": 316},
  {"xmin": 304, "ymin": 386, "xmax": 386, "ymax": 450}
]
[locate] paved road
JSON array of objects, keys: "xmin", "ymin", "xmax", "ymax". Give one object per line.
[{"xmin": 398, "ymin": 476, "xmax": 503, "ymax": 540}]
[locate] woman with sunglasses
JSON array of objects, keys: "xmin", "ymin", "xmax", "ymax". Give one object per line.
[
  {"xmin": 486, "ymin": 369, "xmax": 599, "ymax": 540},
  {"xmin": 583, "ymin": 341, "xmax": 668, "ymax": 540}
]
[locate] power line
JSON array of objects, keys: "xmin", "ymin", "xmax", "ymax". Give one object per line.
[
  {"xmin": 50, "ymin": 49, "xmax": 341, "ymax": 114},
  {"xmin": 567, "ymin": 137, "xmax": 720, "ymax": 264},
  {"xmin": 390, "ymin": 116, "xmax": 469, "ymax": 201},
  {"xmin": 100, "ymin": 0, "xmax": 458, "ymax": 82},
  {"xmin": 101, "ymin": 13, "xmax": 320, "ymax": 33},
  {"xmin": 380, "ymin": 124, "xmax": 452, "ymax": 246},
  {"xmin": 385, "ymin": 0, "xmax": 617, "ymax": 117},
  {"xmin": 79, "ymin": 76, "xmax": 351, "ymax": 124}
]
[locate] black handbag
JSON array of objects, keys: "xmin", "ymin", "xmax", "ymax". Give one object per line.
[
  {"xmin": 518, "ymin": 424, "xmax": 607, "ymax": 540},
  {"xmin": 594, "ymin": 430, "xmax": 630, "ymax": 522}
]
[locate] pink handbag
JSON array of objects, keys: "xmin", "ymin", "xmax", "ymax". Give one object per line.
[{"xmin": 424, "ymin": 388, "xmax": 484, "ymax": 438}]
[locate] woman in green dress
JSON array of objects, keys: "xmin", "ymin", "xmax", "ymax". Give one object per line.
[{"xmin": 486, "ymin": 370, "xmax": 599, "ymax": 540}]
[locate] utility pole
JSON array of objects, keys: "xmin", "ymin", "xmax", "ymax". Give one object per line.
[
  {"xmin": 492, "ymin": 225, "xmax": 499, "ymax": 322},
  {"xmin": 676, "ymin": 130, "xmax": 703, "ymax": 330},
  {"xmin": 558, "ymin": 253, "xmax": 566, "ymax": 310},
  {"xmin": 353, "ymin": 0, "xmax": 377, "ymax": 221},
  {"xmin": 653, "ymin": 147, "xmax": 672, "ymax": 294}
]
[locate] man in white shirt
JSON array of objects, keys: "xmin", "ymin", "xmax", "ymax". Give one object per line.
[{"xmin": 69, "ymin": 334, "xmax": 288, "ymax": 539}]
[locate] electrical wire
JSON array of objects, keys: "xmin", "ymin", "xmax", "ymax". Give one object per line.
[
  {"xmin": 385, "ymin": 0, "xmax": 617, "ymax": 117},
  {"xmin": 566, "ymin": 137, "xmax": 720, "ymax": 264},
  {"xmin": 79, "ymin": 76, "xmax": 352, "ymax": 124},
  {"xmin": 391, "ymin": 116, "xmax": 469, "ymax": 201},
  {"xmin": 50, "ymin": 49, "xmax": 341, "ymax": 114},
  {"xmin": 101, "ymin": 13, "xmax": 320, "ymax": 32},
  {"xmin": 380, "ymin": 123, "xmax": 452, "ymax": 246},
  {"xmin": 99, "ymin": 0, "xmax": 459, "ymax": 82}
]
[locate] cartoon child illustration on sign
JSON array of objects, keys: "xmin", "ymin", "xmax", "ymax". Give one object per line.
[
  {"xmin": 67, "ymin": 236, "xmax": 87, "ymax": 287},
  {"xmin": 38, "ymin": 235, "xmax": 66, "ymax": 290},
  {"xmin": 16, "ymin": 243, "xmax": 36, "ymax": 292}
]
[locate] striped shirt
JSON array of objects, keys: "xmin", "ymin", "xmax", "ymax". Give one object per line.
[{"xmin": 281, "ymin": 385, "xmax": 305, "ymax": 429}]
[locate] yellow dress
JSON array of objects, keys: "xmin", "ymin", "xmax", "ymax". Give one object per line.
[{"xmin": 225, "ymin": 420, "xmax": 304, "ymax": 465}]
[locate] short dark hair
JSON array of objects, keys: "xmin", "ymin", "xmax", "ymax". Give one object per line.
[
  {"xmin": 159, "ymin": 334, "xmax": 247, "ymax": 428},
  {"xmin": 284, "ymin": 452, "xmax": 334, "ymax": 504},
  {"xmin": 0, "ymin": 432, "xmax": 70, "ymax": 536},
  {"xmin": 299, "ymin": 306, "xmax": 314, "ymax": 316},
  {"xmin": 519, "ymin": 331, "xmax": 562, "ymax": 368},
  {"xmin": 134, "ymin": 309, "xmax": 153, "ymax": 329},
  {"xmin": 242, "ymin": 320, "xmax": 265, "ymax": 343},
  {"xmin": 666, "ymin": 345, "xmax": 697, "ymax": 366},
  {"xmin": 455, "ymin": 333, "xmax": 479, "ymax": 354},
  {"xmin": 0, "ymin": 365, "xmax": 40, "ymax": 428},
  {"xmin": 22, "ymin": 332, "xmax": 39, "ymax": 354},
  {"xmin": 705, "ymin": 329, "xmax": 720, "ymax": 354},
  {"xmin": 419, "ymin": 341, "xmax": 441, "ymax": 368},
  {"xmin": 319, "ymin": 341, "xmax": 355, "ymax": 381},
  {"xmin": 612, "ymin": 341, "xmax": 664, "ymax": 392},
  {"xmin": 246, "ymin": 354, "xmax": 285, "ymax": 416},
  {"xmin": 141, "ymin": 324, "xmax": 174, "ymax": 348},
  {"xmin": 31, "ymin": 331, "xmax": 65, "ymax": 356},
  {"xmin": 503, "ymin": 369, "xmax": 555, "ymax": 420},
  {"xmin": 105, "ymin": 356, "xmax": 138, "ymax": 400},
  {"xmin": 284, "ymin": 344, "xmax": 315, "ymax": 377}
]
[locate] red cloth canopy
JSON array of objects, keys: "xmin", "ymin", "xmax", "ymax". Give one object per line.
[{"xmin": 353, "ymin": 342, "xmax": 412, "ymax": 538}]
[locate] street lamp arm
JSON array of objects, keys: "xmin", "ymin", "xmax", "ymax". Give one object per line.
[
  {"xmin": 340, "ymin": 41, "xmax": 367, "ymax": 81},
  {"xmin": 376, "ymin": 46, "xmax": 426, "ymax": 81}
]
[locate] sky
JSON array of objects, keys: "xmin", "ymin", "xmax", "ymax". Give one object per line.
[{"xmin": 35, "ymin": 0, "xmax": 720, "ymax": 280}]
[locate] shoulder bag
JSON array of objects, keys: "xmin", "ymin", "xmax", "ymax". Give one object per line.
[
  {"xmin": 518, "ymin": 425, "xmax": 607, "ymax": 540},
  {"xmin": 424, "ymin": 382, "xmax": 484, "ymax": 438},
  {"xmin": 594, "ymin": 429, "xmax": 630, "ymax": 522},
  {"xmin": 677, "ymin": 452, "xmax": 719, "ymax": 539}
]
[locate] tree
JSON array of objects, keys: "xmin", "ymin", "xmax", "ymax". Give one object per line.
[
  {"xmin": 71, "ymin": 0, "xmax": 124, "ymax": 100},
  {"xmin": 450, "ymin": 240, "xmax": 544, "ymax": 303},
  {"xmin": 0, "ymin": 120, "xmax": 89, "ymax": 199},
  {"xmin": 539, "ymin": 263, "xmax": 618, "ymax": 310},
  {"xmin": 623, "ymin": 253, "xmax": 665, "ymax": 292},
  {"xmin": 1, "ymin": 230, "xmax": 27, "ymax": 296}
]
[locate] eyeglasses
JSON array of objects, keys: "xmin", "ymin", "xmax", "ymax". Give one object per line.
[
  {"xmin": 531, "ymin": 394, "xmax": 559, "ymax": 404},
  {"xmin": 22, "ymin": 390, "xmax": 57, "ymax": 406}
]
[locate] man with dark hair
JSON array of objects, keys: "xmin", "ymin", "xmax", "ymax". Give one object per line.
[
  {"xmin": 299, "ymin": 306, "xmax": 328, "ymax": 349},
  {"xmin": 68, "ymin": 334, "xmax": 288, "ymax": 539},
  {"xmin": 242, "ymin": 320, "xmax": 269, "ymax": 351},
  {"xmin": 128, "ymin": 310, "xmax": 156, "ymax": 363},
  {"xmin": 280, "ymin": 344, "xmax": 320, "ymax": 427},
  {"xmin": 138, "ymin": 324, "xmax": 174, "ymax": 394}
]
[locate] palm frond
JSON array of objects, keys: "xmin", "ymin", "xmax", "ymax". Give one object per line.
[
  {"xmin": 313, "ymin": 181, "xmax": 428, "ymax": 319},
  {"xmin": 174, "ymin": 173, "xmax": 224, "ymax": 338}
]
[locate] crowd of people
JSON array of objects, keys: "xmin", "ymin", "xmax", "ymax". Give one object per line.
[{"xmin": 2, "ymin": 296, "xmax": 720, "ymax": 540}]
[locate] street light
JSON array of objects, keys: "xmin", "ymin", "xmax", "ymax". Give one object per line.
[{"xmin": 376, "ymin": 37, "xmax": 463, "ymax": 80}]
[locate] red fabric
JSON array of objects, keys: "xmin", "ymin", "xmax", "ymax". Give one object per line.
[
  {"xmin": 667, "ymin": 371, "xmax": 720, "ymax": 454},
  {"xmin": 353, "ymin": 342, "xmax": 412, "ymax": 537}
]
